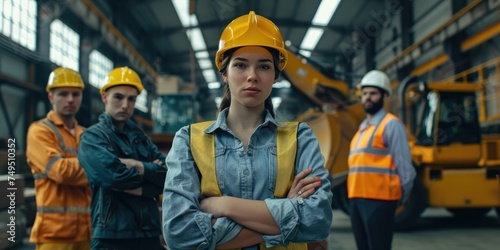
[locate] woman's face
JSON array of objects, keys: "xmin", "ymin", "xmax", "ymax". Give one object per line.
[{"xmin": 222, "ymin": 46, "xmax": 277, "ymax": 110}]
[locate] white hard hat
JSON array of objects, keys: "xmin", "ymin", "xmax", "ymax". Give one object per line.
[{"xmin": 360, "ymin": 70, "xmax": 391, "ymax": 95}]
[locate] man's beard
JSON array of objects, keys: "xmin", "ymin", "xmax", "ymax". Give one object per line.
[{"xmin": 363, "ymin": 98, "xmax": 384, "ymax": 115}]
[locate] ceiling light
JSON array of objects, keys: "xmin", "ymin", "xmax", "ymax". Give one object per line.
[
  {"xmin": 173, "ymin": 0, "xmax": 220, "ymax": 86},
  {"xmin": 299, "ymin": 50, "xmax": 312, "ymax": 58},
  {"xmin": 312, "ymin": 0, "xmax": 341, "ymax": 26},
  {"xmin": 188, "ymin": 28, "xmax": 206, "ymax": 51},
  {"xmin": 300, "ymin": 27, "xmax": 324, "ymax": 50},
  {"xmin": 172, "ymin": 0, "xmax": 198, "ymax": 27},
  {"xmin": 198, "ymin": 58, "xmax": 212, "ymax": 69},
  {"xmin": 298, "ymin": 0, "xmax": 341, "ymax": 54},
  {"xmin": 202, "ymin": 69, "xmax": 217, "ymax": 82},
  {"xmin": 208, "ymin": 82, "xmax": 221, "ymax": 89},
  {"xmin": 195, "ymin": 51, "xmax": 209, "ymax": 59}
]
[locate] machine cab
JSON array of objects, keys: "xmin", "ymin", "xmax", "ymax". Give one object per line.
[
  {"xmin": 414, "ymin": 88, "xmax": 482, "ymax": 166},
  {"xmin": 417, "ymin": 91, "xmax": 481, "ymax": 146}
]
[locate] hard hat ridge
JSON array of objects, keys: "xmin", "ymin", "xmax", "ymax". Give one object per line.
[
  {"xmin": 215, "ymin": 11, "xmax": 288, "ymax": 71},
  {"xmin": 46, "ymin": 67, "xmax": 85, "ymax": 92},
  {"xmin": 100, "ymin": 66, "xmax": 144, "ymax": 94}
]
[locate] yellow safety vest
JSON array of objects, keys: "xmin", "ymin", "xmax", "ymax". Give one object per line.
[
  {"xmin": 347, "ymin": 113, "xmax": 402, "ymax": 200},
  {"xmin": 190, "ymin": 121, "xmax": 307, "ymax": 250}
]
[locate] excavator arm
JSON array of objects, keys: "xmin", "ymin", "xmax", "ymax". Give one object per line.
[
  {"xmin": 281, "ymin": 48, "xmax": 365, "ymax": 187},
  {"xmin": 283, "ymin": 49, "xmax": 350, "ymax": 106}
]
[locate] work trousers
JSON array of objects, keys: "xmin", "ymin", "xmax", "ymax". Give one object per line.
[
  {"xmin": 350, "ymin": 198, "xmax": 398, "ymax": 250},
  {"xmin": 91, "ymin": 237, "xmax": 163, "ymax": 250}
]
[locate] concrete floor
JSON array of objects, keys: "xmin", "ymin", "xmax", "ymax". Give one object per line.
[{"xmin": 328, "ymin": 208, "xmax": 500, "ymax": 250}]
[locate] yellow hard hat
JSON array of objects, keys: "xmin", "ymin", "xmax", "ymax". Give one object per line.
[
  {"xmin": 100, "ymin": 66, "xmax": 144, "ymax": 94},
  {"xmin": 215, "ymin": 11, "xmax": 287, "ymax": 71},
  {"xmin": 46, "ymin": 67, "xmax": 85, "ymax": 92}
]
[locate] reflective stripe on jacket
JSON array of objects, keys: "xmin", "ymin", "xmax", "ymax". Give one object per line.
[
  {"xmin": 26, "ymin": 110, "xmax": 91, "ymax": 243},
  {"xmin": 347, "ymin": 112, "xmax": 402, "ymax": 200},
  {"xmin": 190, "ymin": 121, "xmax": 307, "ymax": 250}
]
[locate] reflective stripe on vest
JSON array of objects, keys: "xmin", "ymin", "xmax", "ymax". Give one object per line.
[
  {"xmin": 190, "ymin": 121, "xmax": 307, "ymax": 250},
  {"xmin": 34, "ymin": 120, "xmax": 79, "ymax": 180},
  {"xmin": 347, "ymin": 113, "xmax": 402, "ymax": 200},
  {"xmin": 37, "ymin": 206, "xmax": 90, "ymax": 214}
]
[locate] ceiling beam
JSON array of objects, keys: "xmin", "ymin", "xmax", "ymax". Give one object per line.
[{"xmin": 147, "ymin": 19, "xmax": 351, "ymax": 39}]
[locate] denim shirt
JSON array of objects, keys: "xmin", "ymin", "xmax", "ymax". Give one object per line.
[
  {"xmin": 163, "ymin": 108, "xmax": 333, "ymax": 249},
  {"xmin": 78, "ymin": 113, "xmax": 167, "ymax": 239}
]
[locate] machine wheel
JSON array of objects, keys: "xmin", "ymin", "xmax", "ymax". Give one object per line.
[
  {"xmin": 394, "ymin": 178, "xmax": 427, "ymax": 231},
  {"xmin": 447, "ymin": 208, "xmax": 491, "ymax": 219},
  {"xmin": 332, "ymin": 181, "xmax": 350, "ymax": 215}
]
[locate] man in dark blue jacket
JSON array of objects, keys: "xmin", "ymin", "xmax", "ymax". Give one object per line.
[{"xmin": 78, "ymin": 66, "xmax": 167, "ymax": 250}]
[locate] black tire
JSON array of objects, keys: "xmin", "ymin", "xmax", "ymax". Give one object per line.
[
  {"xmin": 332, "ymin": 181, "xmax": 350, "ymax": 215},
  {"xmin": 394, "ymin": 178, "xmax": 427, "ymax": 231},
  {"xmin": 447, "ymin": 208, "xmax": 491, "ymax": 219},
  {"xmin": 495, "ymin": 207, "xmax": 500, "ymax": 218}
]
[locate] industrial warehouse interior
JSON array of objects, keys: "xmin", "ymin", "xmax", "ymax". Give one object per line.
[{"xmin": 1, "ymin": 0, "xmax": 500, "ymax": 249}]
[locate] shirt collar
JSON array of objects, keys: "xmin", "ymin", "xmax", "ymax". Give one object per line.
[
  {"xmin": 204, "ymin": 108, "xmax": 283, "ymax": 134},
  {"xmin": 360, "ymin": 108, "xmax": 387, "ymax": 127}
]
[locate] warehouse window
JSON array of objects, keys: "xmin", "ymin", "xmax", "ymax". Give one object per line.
[
  {"xmin": 0, "ymin": 0, "xmax": 37, "ymax": 50},
  {"xmin": 89, "ymin": 50, "xmax": 113, "ymax": 89},
  {"xmin": 50, "ymin": 19, "xmax": 79, "ymax": 71},
  {"xmin": 136, "ymin": 89, "xmax": 148, "ymax": 113}
]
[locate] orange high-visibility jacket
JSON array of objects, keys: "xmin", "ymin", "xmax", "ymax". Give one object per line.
[
  {"xmin": 26, "ymin": 110, "xmax": 91, "ymax": 243},
  {"xmin": 347, "ymin": 112, "xmax": 402, "ymax": 201}
]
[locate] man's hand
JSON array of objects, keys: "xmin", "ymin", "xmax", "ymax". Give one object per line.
[
  {"xmin": 287, "ymin": 167, "xmax": 322, "ymax": 199},
  {"xmin": 119, "ymin": 158, "xmax": 145, "ymax": 174}
]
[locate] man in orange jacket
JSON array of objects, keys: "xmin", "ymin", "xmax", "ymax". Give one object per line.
[
  {"xmin": 26, "ymin": 67, "xmax": 91, "ymax": 250},
  {"xmin": 348, "ymin": 70, "xmax": 416, "ymax": 250}
]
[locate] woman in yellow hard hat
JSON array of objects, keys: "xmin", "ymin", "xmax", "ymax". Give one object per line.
[{"xmin": 162, "ymin": 11, "xmax": 333, "ymax": 249}]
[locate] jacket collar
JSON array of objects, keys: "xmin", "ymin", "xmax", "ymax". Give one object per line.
[
  {"xmin": 98, "ymin": 113, "xmax": 137, "ymax": 133},
  {"xmin": 47, "ymin": 110, "xmax": 79, "ymax": 129}
]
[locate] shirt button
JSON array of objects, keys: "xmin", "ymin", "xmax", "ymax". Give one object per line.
[{"xmin": 243, "ymin": 169, "xmax": 249, "ymax": 175}]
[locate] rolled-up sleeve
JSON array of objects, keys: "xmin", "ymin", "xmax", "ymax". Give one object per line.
[
  {"xmin": 263, "ymin": 123, "xmax": 333, "ymax": 246},
  {"xmin": 384, "ymin": 119, "xmax": 416, "ymax": 202},
  {"xmin": 163, "ymin": 126, "xmax": 241, "ymax": 249}
]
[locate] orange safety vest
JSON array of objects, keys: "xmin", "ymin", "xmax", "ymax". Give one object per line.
[
  {"xmin": 190, "ymin": 121, "xmax": 307, "ymax": 250},
  {"xmin": 26, "ymin": 111, "xmax": 91, "ymax": 243},
  {"xmin": 347, "ymin": 113, "xmax": 402, "ymax": 201}
]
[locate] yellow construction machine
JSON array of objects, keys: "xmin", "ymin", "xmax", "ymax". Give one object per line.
[{"xmin": 283, "ymin": 50, "xmax": 500, "ymax": 229}]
